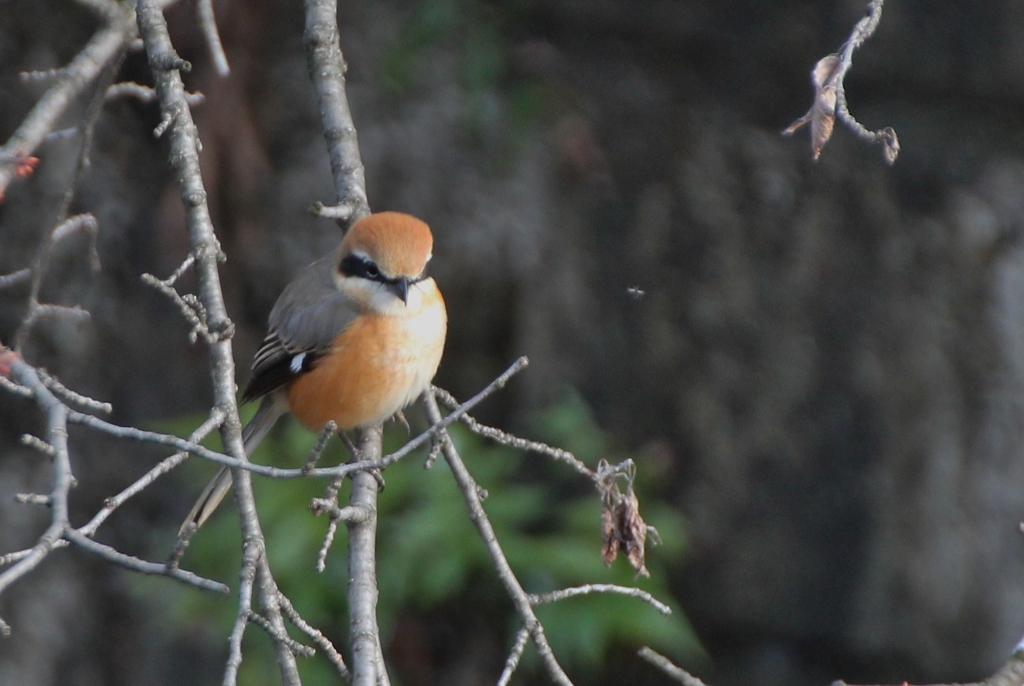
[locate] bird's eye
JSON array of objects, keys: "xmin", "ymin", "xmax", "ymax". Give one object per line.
[{"xmin": 339, "ymin": 253, "xmax": 385, "ymax": 281}]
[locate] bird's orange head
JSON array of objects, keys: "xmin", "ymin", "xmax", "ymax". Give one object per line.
[{"xmin": 336, "ymin": 212, "xmax": 435, "ymax": 307}]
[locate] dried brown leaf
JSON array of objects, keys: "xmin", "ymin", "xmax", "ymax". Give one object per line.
[
  {"xmin": 809, "ymin": 55, "xmax": 840, "ymax": 160},
  {"xmin": 783, "ymin": 55, "xmax": 842, "ymax": 161},
  {"xmin": 598, "ymin": 472, "xmax": 650, "ymax": 577},
  {"xmin": 601, "ymin": 502, "xmax": 618, "ymax": 566},
  {"xmin": 621, "ymin": 487, "xmax": 649, "ymax": 577}
]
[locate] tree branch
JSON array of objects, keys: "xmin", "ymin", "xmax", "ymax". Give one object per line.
[
  {"xmin": 135, "ymin": 2, "xmax": 299, "ymax": 682},
  {"xmin": 783, "ymin": 0, "xmax": 898, "ymax": 164},
  {"xmin": 303, "ymin": 0, "xmax": 370, "ymax": 226},
  {"xmin": 0, "ymin": 5, "xmax": 137, "ymax": 200},
  {"xmin": 423, "ymin": 390, "xmax": 575, "ymax": 686}
]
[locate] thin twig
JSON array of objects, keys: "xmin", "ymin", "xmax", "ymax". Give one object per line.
[
  {"xmin": 423, "ymin": 390, "xmax": 574, "ymax": 686},
  {"xmin": 435, "ymin": 387, "xmax": 594, "ymax": 479},
  {"xmin": 78, "ymin": 408, "xmax": 225, "ymax": 537},
  {"xmin": 783, "ymin": 0, "xmax": 898, "ymax": 164},
  {"xmin": 13, "ymin": 43, "xmax": 116, "ymax": 352},
  {"xmin": 65, "ymin": 528, "xmax": 227, "ymax": 594},
  {"xmin": 37, "ymin": 368, "xmax": 111, "ymax": 414},
  {"xmin": 61, "ymin": 358, "xmax": 527, "ymax": 482},
  {"xmin": 530, "ymin": 584, "xmax": 672, "ymax": 616},
  {"xmin": 14, "ymin": 493, "xmax": 52, "ymax": 506},
  {"xmin": 0, "ymin": 360, "xmax": 76, "ymax": 624},
  {"xmin": 497, "ymin": 625, "xmax": 531, "ymax": 686},
  {"xmin": 0, "ymin": 357, "xmax": 228, "ymax": 635},
  {"xmin": 141, "ymin": 272, "xmax": 219, "ymax": 344},
  {"xmin": 225, "ymin": 541, "xmax": 261, "ymax": 685},
  {"xmin": 247, "ymin": 610, "xmax": 316, "ymax": 658},
  {"xmin": 0, "ymin": 7, "xmax": 137, "ymax": 198},
  {"xmin": 304, "ymin": 421, "xmax": 337, "ymax": 472},
  {"xmin": 637, "ymin": 647, "xmax": 709, "ymax": 686},
  {"xmin": 308, "ymin": 201, "xmax": 354, "ymax": 221},
  {"xmin": 196, "ymin": 0, "xmax": 230, "ymax": 76},
  {"xmin": 21, "ymin": 433, "xmax": 58, "ymax": 457},
  {"xmin": 0, "ymin": 375, "xmax": 32, "ymax": 398},
  {"xmin": 279, "ymin": 593, "xmax": 351, "ymax": 681},
  {"xmin": 105, "ymin": 81, "xmax": 205, "ymax": 106}
]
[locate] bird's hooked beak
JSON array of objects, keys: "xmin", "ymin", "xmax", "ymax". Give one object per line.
[{"xmin": 388, "ymin": 277, "xmax": 410, "ymax": 305}]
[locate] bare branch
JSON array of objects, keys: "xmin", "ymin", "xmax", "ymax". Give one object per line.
[
  {"xmin": 79, "ymin": 409, "xmax": 225, "ymax": 537},
  {"xmin": 0, "ymin": 355, "xmax": 229, "ymax": 636},
  {"xmin": 105, "ymin": 81, "xmax": 205, "ymax": 106},
  {"xmin": 141, "ymin": 272, "xmax": 220, "ymax": 344},
  {"xmin": 530, "ymin": 584, "xmax": 672, "ymax": 616},
  {"xmin": 196, "ymin": 0, "xmax": 230, "ymax": 77},
  {"xmin": 0, "ymin": 7, "xmax": 137, "ymax": 199},
  {"xmin": 434, "ymin": 386, "xmax": 594, "ymax": 479},
  {"xmin": 308, "ymin": 201, "xmax": 354, "ymax": 221},
  {"xmin": 497, "ymin": 626, "xmax": 531, "ymax": 686},
  {"xmin": 303, "ymin": 421, "xmax": 337, "ymax": 472},
  {"xmin": 64, "ymin": 528, "xmax": 228, "ymax": 594},
  {"xmin": 303, "ymin": 0, "xmax": 370, "ymax": 225},
  {"xmin": 136, "ymin": 1, "xmax": 298, "ymax": 682},
  {"xmin": 247, "ymin": 610, "xmax": 315, "ymax": 658},
  {"xmin": 423, "ymin": 391, "xmax": 574, "ymax": 686},
  {"xmin": 347, "ymin": 426, "xmax": 387, "ymax": 686},
  {"xmin": 15, "ymin": 305, "xmax": 92, "ymax": 351},
  {"xmin": 19, "ymin": 68, "xmax": 65, "ymax": 84},
  {"xmin": 37, "ymin": 368, "xmax": 111, "ymax": 415},
  {"xmin": 0, "ymin": 360, "xmax": 76, "ymax": 624},
  {"xmin": 783, "ymin": 0, "xmax": 898, "ymax": 164},
  {"xmin": 224, "ymin": 541, "xmax": 260, "ymax": 686},
  {"xmin": 59, "ymin": 358, "xmax": 528, "ymax": 487},
  {"xmin": 14, "ymin": 493, "xmax": 52, "ymax": 506},
  {"xmin": 20, "ymin": 433, "xmax": 58, "ymax": 457},
  {"xmin": 637, "ymin": 647, "xmax": 709, "ymax": 686},
  {"xmin": 279, "ymin": 593, "xmax": 351, "ymax": 681}
]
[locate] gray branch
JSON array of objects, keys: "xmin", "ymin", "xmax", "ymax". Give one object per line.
[
  {"xmin": 303, "ymin": 0, "xmax": 370, "ymax": 225},
  {"xmin": 0, "ymin": 10, "xmax": 135, "ymax": 197},
  {"xmin": 135, "ymin": 2, "xmax": 299, "ymax": 682},
  {"xmin": 423, "ymin": 391, "xmax": 575, "ymax": 686}
]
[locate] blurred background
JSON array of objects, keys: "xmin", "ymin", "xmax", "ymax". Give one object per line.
[{"xmin": 4, "ymin": 0, "xmax": 1024, "ymax": 684}]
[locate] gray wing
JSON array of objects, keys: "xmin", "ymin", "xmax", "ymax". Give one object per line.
[{"xmin": 241, "ymin": 256, "xmax": 362, "ymax": 403}]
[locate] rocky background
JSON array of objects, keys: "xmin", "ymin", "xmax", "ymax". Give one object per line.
[{"xmin": 4, "ymin": 0, "xmax": 1024, "ymax": 684}]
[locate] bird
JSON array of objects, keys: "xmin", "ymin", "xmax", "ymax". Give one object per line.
[{"xmin": 180, "ymin": 211, "xmax": 447, "ymax": 534}]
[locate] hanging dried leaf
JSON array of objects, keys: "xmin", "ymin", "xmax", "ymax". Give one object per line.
[
  {"xmin": 601, "ymin": 501, "xmax": 618, "ymax": 566},
  {"xmin": 620, "ymin": 485, "xmax": 649, "ymax": 577},
  {"xmin": 783, "ymin": 55, "xmax": 840, "ymax": 161},
  {"xmin": 598, "ymin": 462, "xmax": 651, "ymax": 577}
]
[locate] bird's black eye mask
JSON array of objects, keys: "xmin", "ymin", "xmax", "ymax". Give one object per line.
[{"xmin": 339, "ymin": 253, "xmax": 428, "ymax": 285}]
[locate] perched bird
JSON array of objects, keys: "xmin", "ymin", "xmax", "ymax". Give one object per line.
[{"xmin": 181, "ymin": 211, "xmax": 447, "ymax": 533}]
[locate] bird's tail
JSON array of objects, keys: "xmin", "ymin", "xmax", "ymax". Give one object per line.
[{"xmin": 178, "ymin": 394, "xmax": 287, "ymax": 536}]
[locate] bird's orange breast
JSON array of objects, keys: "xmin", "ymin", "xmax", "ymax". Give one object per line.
[{"xmin": 285, "ymin": 284, "xmax": 446, "ymax": 432}]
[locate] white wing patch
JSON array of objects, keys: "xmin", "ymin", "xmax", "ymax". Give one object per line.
[{"xmin": 290, "ymin": 352, "xmax": 307, "ymax": 374}]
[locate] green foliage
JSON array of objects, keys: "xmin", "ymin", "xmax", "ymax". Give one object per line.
[{"xmin": 146, "ymin": 391, "xmax": 698, "ymax": 683}]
